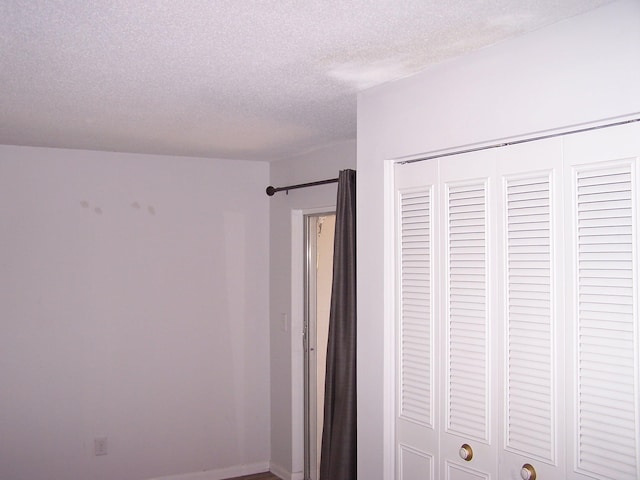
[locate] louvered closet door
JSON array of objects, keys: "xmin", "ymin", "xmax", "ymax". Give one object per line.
[
  {"xmin": 394, "ymin": 160, "xmax": 439, "ymax": 480},
  {"xmin": 439, "ymin": 150, "xmax": 498, "ymax": 480},
  {"xmin": 495, "ymin": 139, "xmax": 565, "ymax": 480},
  {"xmin": 563, "ymin": 122, "xmax": 640, "ymax": 480}
]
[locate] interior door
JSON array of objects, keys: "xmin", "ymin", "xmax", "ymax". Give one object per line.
[
  {"xmin": 439, "ymin": 149, "xmax": 497, "ymax": 480},
  {"xmin": 394, "ymin": 159, "xmax": 439, "ymax": 480},
  {"xmin": 304, "ymin": 213, "xmax": 335, "ymax": 480},
  {"xmin": 563, "ymin": 122, "xmax": 640, "ymax": 480},
  {"xmin": 495, "ymin": 138, "xmax": 565, "ymax": 480}
]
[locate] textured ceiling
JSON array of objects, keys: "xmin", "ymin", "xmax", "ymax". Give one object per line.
[{"xmin": 0, "ymin": 1, "xmax": 613, "ymax": 161}]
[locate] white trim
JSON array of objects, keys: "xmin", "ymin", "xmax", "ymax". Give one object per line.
[
  {"xmin": 291, "ymin": 209, "xmax": 305, "ymax": 477},
  {"xmin": 383, "ymin": 159, "xmax": 396, "ymax": 480},
  {"xmin": 393, "ymin": 113, "xmax": 640, "ymax": 164},
  {"xmin": 294, "ymin": 206, "xmax": 336, "ymax": 216},
  {"xmin": 147, "ymin": 462, "xmax": 270, "ymax": 480},
  {"xmin": 269, "ymin": 462, "xmax": 288, "ymax": 480},
  {"xmin": 291, "ymin": 206, "xmax": 335, "ymax": 480},
  {"xmin": 270, "ymin": 461, "xmax": 305, "ymax": 480}
]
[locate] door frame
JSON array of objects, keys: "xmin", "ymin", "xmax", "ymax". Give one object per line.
[
  {"xmin": 291, "ymin": 207, "xmax": 335, "ymax": 480},
  {"xmin": 303, "ymin": 212, "xmax": 335, "ymax": 480}
]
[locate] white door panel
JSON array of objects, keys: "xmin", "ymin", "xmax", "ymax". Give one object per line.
[
  {"xmin": 398, "ymin": 443, "xmax": 434, "ymax": 480},
  {"xmin": 440, "ymin": 150, "xmax": 497, "ymax": 479},
  {"xmin": 445, "ymin": 459, "xmax": 490, "ymax": 480},
  {"xmin": 395, "ymin": 159, "xmax": 439, "ymax": 480},
  {"xmin": 564, "ymin": 122, "xmax": 640, "ymax": 480},
  {"xmin": 495, "ymin": 139, "xmax": 565, "ymax": 479}
]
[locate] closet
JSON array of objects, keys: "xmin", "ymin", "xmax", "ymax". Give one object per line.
[{"xmin": 393, "ymin": 121, "xmax": 640, "ymax": 480}]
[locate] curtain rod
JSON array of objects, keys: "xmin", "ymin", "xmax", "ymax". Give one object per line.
[
  {"xmin": 400, "ymin": 117, "xmax": 640, "ymax": 165},
  {"xmin": 266, "ymin": 177, "xmax": 338, "ymax": 196}
]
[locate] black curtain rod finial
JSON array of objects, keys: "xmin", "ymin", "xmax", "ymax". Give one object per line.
[{"xmin": 266, "ymin": 186, "xmax": 276, "ymax": 196}]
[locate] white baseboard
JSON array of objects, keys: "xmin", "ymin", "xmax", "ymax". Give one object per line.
[
  {"xmin": 269, "ymin": 462, "xmax": 304, "ymax": 480},
  {"xmin": 148, "ymin": 461, "xmax": 270, "ymax": 480},
  {"xmin": 269, "ymin": 462, "xmax": 289, "ymax": 480}
]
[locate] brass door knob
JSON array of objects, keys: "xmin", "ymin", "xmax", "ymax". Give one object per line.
[
  {"xmin": 520, "ymin": 463, "xmax": 536, "ymax": 480},
  {"xmin": 459, "ymin": 444, "xmax": 473, "ymax": 461}
]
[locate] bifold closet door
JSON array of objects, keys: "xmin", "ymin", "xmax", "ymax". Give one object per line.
[
  {"xmin": 563, "ymin": 122, "xmax": 640, "ymax": 480},
  {"xmin": 394, "ymin": 160, "xmax": 439, "ymax": 480},
  {"xmin": 439, "ymin": 150, "xmax": 498, "ymax": 480},
  {"xmin": 393, "ymin": 120, "xmax": 640, "ymax": 480},
  {"xmin": 495, "ymin": 138, "xmax": 565, "ymax": 480}
]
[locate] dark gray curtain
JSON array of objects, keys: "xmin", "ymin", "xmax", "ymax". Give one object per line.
[{"xmin": 319, "ymin": 169, "xmax": 357, "ymax": 480}]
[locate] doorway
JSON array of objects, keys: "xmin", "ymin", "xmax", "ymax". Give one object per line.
[{"xmin": 303, "ymin": 213, "xmax": 335, "ymax": 480}]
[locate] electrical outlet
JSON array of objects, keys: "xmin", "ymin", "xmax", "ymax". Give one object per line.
[{"xmin": 94, "ymin": 437, "xmax": 108, "ymax": 456}]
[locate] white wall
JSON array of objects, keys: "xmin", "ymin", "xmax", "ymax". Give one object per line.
[
  {"xmin": 268, "ymin": 141, "xmax": 356, "ymax": 479},
  {"xmin": 356, "ymin": 0, "xmax": 640, "ymax": 478},
  {"xmin": 0, "ymin": 146, "xmax": 270, "ymax": 480}
]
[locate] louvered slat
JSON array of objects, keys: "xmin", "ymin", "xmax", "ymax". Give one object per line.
[
  {"xmin": 446, "ymin": 182, "xmax": 488, "ymax": 440},
  {"xmin": 505, "ymin": 174, "xmax": 555, "ymax": 462},
  {"xmin": 575, "ymin": 164, "xmax": 639, "ymax": 480},
  {"xmin": 399, "ymin": 189, "xmax": 432, "ymax": 426}
]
